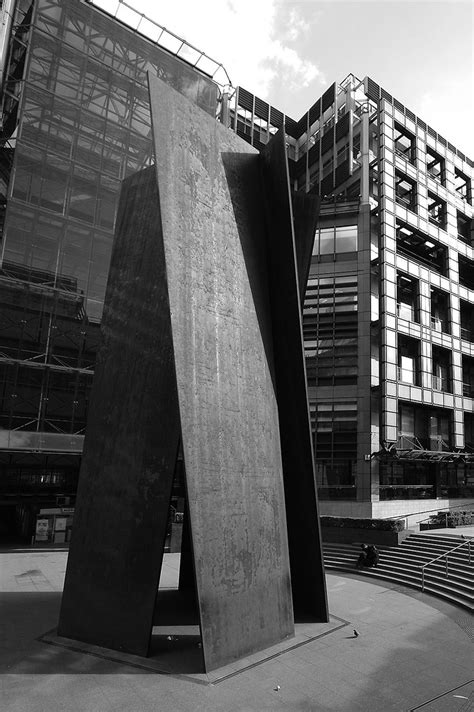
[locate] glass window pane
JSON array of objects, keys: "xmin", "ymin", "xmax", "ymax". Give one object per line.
[
  {"xmin": 319, "ymin": 228, "xmax": 334, "ymax": 255},
  {"xmin": 335, "ymin": 225, "xmax": 357, "ymax": 252}
]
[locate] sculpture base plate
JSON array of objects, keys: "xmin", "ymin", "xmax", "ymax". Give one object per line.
[{"xmin": 39, "ymin": 616, "xmax": 348, "ymax": 684}]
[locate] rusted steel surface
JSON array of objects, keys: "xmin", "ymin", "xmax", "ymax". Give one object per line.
[
  {"xmin": 58, "ymin": 168, "xmax": 181, "ymax": 656},
  {"xmin": 261, "ymin": 132, "xmax": 329, "ymax": 621},
  {"xmin": 59, "ymin": 74, "xmax": 327, "ymax": 670},
  {"xmin": 149, "ymin": 74, "xmax": 294, "ymax": 671}
]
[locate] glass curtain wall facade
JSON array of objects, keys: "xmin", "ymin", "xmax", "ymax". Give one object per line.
[
  {"xmin": 0, "ymin": 0, "xmax": 219, "ymax": 537},
  {"xmin": 230, "ymin": 75, "xmax": 474, "ymax": 517}
]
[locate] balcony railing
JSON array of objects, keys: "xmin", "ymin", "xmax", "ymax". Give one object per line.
[
  {"xmin": 427, "ymin": 167, "xmax": 443, "ymax": 183},
  {"xmin": 394, "ymin": 147, "xmax": 415, "ymax": 164},
  {"xmin": 432, "ymin": 374, "xmax": 449, "ymax": 391},
  {"xmin": 395, "ymin": 194, "xmax": 416, "ymax": 211},
  {"xmin": 463, "ymin": 382, "xmax": 474, "ymax": 398}
]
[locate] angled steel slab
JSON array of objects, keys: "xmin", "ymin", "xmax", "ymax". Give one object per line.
[
  {"xmin": 148, "ymin": 73, "xmax": 294, "ymax": 671},
  {"xmin": 59, "ymin": 74, "xmax": 327, "ymax": 672},
  {"xmin": 260, "ymin": 134, "xmax": 328, "ymax": 621},
  {"xmin": 58, "ymin": 168, "xmax": 181, "ymax": 655}
]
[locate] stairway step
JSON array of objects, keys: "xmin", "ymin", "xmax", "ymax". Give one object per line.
[
  {"xmin": 323, "ymin": 544, "xmax": 473, "ymax": 566},
  {"xmin": 322, "ymin": 531, "xmax": 474, "ymax": 611},
  {"xmin": 323, "ymin": 547, "xmax": 473, "ymax": 569},
  {"xmin": 404, "ymin": 536, "xmax": 469, "ymax": 548},
  {"xmin": 324, "ymin": 559, "xmax": 470, "ymax": 590},
  {"xmin": 323, "ymin": 553, "xmax": 473, "ymax": 577},
  {"xmin": 324, "ymin": 557, "xmax": 472, "ymax": 582},
  {"xmin": 323, "ymin": 560, "xmax": 474, "ymax": 586},
  {"xmin": 324, "ymin": 562, "xmax": 473, "ymax": 610}
]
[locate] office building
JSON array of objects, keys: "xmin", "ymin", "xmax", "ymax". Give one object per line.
[
  {"xmin": 0, "ymin": 0, "xmax": 226, "ymax": 540},
  {"xmin": 227, "ymin": 78, "xmax": 474, "ymax": 519}
]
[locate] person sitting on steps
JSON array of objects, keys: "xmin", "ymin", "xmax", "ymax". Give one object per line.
[
  {"xmin": 366, "ymin": 544, "xmax": 379, "ymax": 567},
  {"xmin": 356, "ymin": 544, "xmax": 379, "ymax": 569}
]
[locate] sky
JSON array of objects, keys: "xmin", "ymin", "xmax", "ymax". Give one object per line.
[{"xmin": 97, "ymin": 0, "xmax": 473, "ymax": 156}]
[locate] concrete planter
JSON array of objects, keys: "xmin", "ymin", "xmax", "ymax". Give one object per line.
[
  {"xmin": 419, "ymin": 522, "xmax": 455, "ymax": 531},
  {"xmin": 321, "ymin": 526, "xmax": 410, "ymax": 546}
]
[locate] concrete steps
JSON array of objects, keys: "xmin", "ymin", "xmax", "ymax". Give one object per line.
[{"xmin": 323, "ymin": 532, "xmax": 474, "ymax": 611}]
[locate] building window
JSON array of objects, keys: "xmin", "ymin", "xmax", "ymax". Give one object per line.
[
  {"xmin": 313, "ymin": 224, "xmax": 358, "ymax": 256},
  {"xmin": 466, "ymin": 413, "xmax": 474, "ymax": 449},
  {"xmin": 426, "ymin": 146, "xmax": 445, "ymax": 184},
  {"xmin": 352, "ymin": 132, "xmax": 361, "ymax": 164},
  {"xmin": 398, "ymin": 403, "xmax": 416, "ymax": 447},
  {"xmin": 462, "ymin": 355, "xmax": 474, "ymax": 398},
  {"xmin": 398, "ymin": 403, "xmax": 451, "ymax": 451},
  {"xmin": 458, "ymin": 255, "xmax": 474, "ymax": 291},
  {"xmin": 323, "ymin": 115, "xmax": 335, "ymax": 133},
  {"xmin": 336, "ymin": 141, "xmax": 349, "ymax": 166},
  {"xmin": 397, "ymin": 273, "xmax": 419, "ymax": 322},
  {"xmin": 309, "ymin": 125, "xmax": 320, "ymax": 145},
  {"xmin": 398, "ymin": 335, "xmax": 420, "ymax": 385},
  {"xmin": 430, "ymin": 287, "xmax": 450, "ymax": 334},
  {"xmin": 432, "ymin": 346, "xmax": 451, "ymax": 392},
  {"xmin": 396, "ymin": 222, "xmax": 447, "ymax": 275},
  {"xmin": 460, "ymin": 300, "xmax": 474, "ymax": 342},
  {"xmin": 457, "ymin": 211, "xmax": 472, "ymax": 246},
  {"xmin": 322, "ymin": 156, "xmax": 333, "ymax": 178},
  {"xmin": 379, "ymin": 461, "xmax": 436, "ymax": 500},
  {"xmin": 394, "ymin": 122, "xmax": 415, "ymax": 163},
  {"xmin": 454, "ymin": 166, "xmax": 471, "ymax": 203},
  {"xmin": 380, "ymin": 404, "xmax": 455, "ymax": 500},
  {"xmin": 427, "ymin": 191, "xmax": 446, "ymax": 229},
  {"xmin": 395, "ymin": 171, "xmax": 417, "ymax": 211},
  {"xmin": 335, "ymin": 225, "xmax": 357, "ymax": 252},
  {"xmin": 304, "ymin": 276, "xmax": 358, "ymax": 387},
  {"xmin": 312, "ymin": 400, "xmax": 357, "ymax": 500}
]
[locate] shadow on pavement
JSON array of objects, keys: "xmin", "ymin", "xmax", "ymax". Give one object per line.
[{"xmin": 1, "ymin": 588, "xmax": 207, "ymax": 676}]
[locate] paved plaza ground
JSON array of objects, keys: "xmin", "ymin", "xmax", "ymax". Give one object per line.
[{"xmin": 0, "ymin": 547, "xmax": 472, "ymax": 711}]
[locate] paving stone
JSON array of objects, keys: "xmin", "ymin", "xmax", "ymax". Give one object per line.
[{"xmin": 1, "ymin": 549, "xmax": 472, "ymax": 711}]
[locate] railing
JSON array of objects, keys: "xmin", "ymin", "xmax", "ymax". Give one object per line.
[
  {"xmin": 395, "ymin": 194, "xmax": 416, "ymax": 211},
  {"xmin": 427, "ymin": 167, "xmax": 443, "ymax": 182},
  {"xmin": 421, "ymin": 538, "xmax": 473, "ymax": 592},
  {"xmin": 428, "ymin": 213, "xmax": 444, "ymax": 228},
  {"xmin": 87, "ymin": 0, "xmax": 232, "ymax": 88},
  {"xmin": 394, "ymin": 147, "xmax": 415, "ymax": 164},
  {"xmin": 463, "ymin": 382, "xmax": 474, "ymax": 397},
  {"xmin": 381, "ymin": 503, "xmax": 474, "ymax": 531},
  {"xmin": 432, "ymin": 374, "xmax": 449, "ymax": 391}
]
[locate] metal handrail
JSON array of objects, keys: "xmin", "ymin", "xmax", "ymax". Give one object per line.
[
  {"xmin": 421, "ymin": 538, "xmax": 473, "ymax": 592},
  {"xmin": 381, "ymin": 503, "xmax": 474, "ymax": 531}
]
